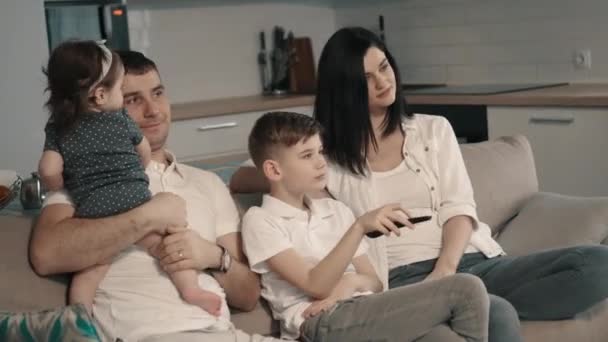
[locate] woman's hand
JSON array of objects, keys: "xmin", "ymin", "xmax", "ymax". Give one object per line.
[
  {"xmin": 424, "ymin": 265, "xmax": 457, "ymax": 282},
  {"xmin": 354, "ymin": 203, "xmax": 414, "ymax": 237},
  {"xmin": 301, "ymin": 273, "xmax": 358, "ymax": 319},
  {"xmin": 155, "ymin": 226, "xmax": 221, "ymax": 273}
]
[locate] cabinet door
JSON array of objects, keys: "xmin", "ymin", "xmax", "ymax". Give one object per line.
[
  {"xmin": 488, "ymin": 106, "xmax": 608, "ymax": 196},
  {"xmin": 168, "ymin": 106, "xmax": 313, "ymax": 161}
]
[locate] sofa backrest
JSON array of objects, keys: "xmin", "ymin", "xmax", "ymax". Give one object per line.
[
  {"xmin": 235, "ymin": 135, "xmax": 540, "ymax": 236},
  {"xmin": 460, "ymin": 135, "xmax": 539, "ymax": 235}
]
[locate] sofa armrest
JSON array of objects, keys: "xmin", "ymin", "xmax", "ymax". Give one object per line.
[
  {"xmin": 496, "ymin": 192, "xmax": 608, "ymax": 256},
  {"xmin": 0, "ymin": 215, "xmax": 69, "ymax": 312}
]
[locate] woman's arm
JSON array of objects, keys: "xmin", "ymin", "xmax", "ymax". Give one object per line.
[
  {"xmin": 427, "ymin": 215, "xmax": 474, "ymax": 281},
  {"xmin": 229, "ymin": 165, "xmax": 269, "ymax": 194},
  {"xmin": 428, "ymin": 117, "xmax": 480, "ymax": 280}
]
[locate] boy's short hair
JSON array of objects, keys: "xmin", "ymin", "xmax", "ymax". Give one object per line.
[{"xmin": 248, "ymin": 111, "xmax": 322, "ymax": 169}]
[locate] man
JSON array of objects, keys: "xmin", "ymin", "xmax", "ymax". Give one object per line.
[{"xmin": 30, "ymin": 51, "xmax": 277, "ymax": 342}]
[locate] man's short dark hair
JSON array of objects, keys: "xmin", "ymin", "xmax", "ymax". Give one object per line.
[
  {"xmin": 116, "ymin": 50, "xmax": 157, "ymax": 76},
  {"xmin": 248, "ymin": 111, "xmax": 322, "ymax": 169}
]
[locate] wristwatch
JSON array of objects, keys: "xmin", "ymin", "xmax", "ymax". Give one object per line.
[{"xmin": 217, "ymin": 246, "xmax": 232, "ymax": 273}]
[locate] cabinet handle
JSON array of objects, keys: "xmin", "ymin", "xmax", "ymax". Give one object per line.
[
  {"xmin": 197, "ymin": 122, "xmax": 238, "ymax": 131},
  {"xmin": 529, "ymin": 117, "xmax": 574, "ymax": 125}
]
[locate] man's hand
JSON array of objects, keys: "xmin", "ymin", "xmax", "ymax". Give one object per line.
[
  {"xmin": 301, "ymin": 273, "xmax": 358, "ymax": 319},
  {"xmin": 141, "ymin": 192, "xmax": 187, "ymax": 235},
  {"xmin": 155, "ymin": 226, "xmax": 221, "ymax": 273}
]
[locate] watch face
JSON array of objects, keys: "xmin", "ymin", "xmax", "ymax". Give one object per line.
[{"xmin": 223, "ymin": 249, "xmax": 232, "ymax": 272}]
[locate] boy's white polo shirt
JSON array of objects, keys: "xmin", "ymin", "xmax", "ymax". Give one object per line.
[{"xmin": 242, "ymin": 194, "xmax": 369, "ymax": 339}]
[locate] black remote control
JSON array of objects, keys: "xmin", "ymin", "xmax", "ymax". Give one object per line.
[{"xmin": 365, "ymin": 215, "xmax": 432, "ymax": 238}]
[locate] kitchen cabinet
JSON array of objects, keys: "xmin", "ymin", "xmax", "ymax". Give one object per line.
[
  {"xmin": 407, "ymin": 104, "xmax": 488, "ymax": 143},
  {"xmin": 487, "ymin": 106, "xmax": 608, "ymax": 197},
  {"xmin": 168, "ymin": 105, "xmax": 313, "ymax": 161}
]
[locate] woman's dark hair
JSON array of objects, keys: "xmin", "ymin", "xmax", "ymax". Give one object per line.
[
  {"xmin": 314, "ymin": 27, "xmax": 411, "ymax": 175},
  {"xmin": 43, "ymin": 40, "xmax": 123, "ymax": 136}
]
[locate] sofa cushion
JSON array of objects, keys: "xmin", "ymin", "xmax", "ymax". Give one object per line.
[
  {"xmin": 496, "ymin": 192, "xmax": 608, "ymax": 256},
  {"xmin": 521, "ymin": 298, "xmax": 608, "ymax": 342},
  {"xmin": 460, "ymin": 135, "xmax": 539, "ymax": 235},
  {"xmin": 0, "ymin": 304, "xmax": 101, "ymax": 341},
  {"xmin": 231, "ymin": 301, "xmax": 279, "ymax": 337},
  {"xmin": 0, "ymin": 215, "xmax": 69, "ymax": 312}
]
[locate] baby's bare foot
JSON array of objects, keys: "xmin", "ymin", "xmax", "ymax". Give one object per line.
[{"xmin": 181, "ymin": 287, "xmax": 222, "ymax": 316}]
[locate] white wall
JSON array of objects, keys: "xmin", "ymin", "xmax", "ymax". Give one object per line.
[
  {"xmin": 336, "ymin": 0, "xmax": 608, "ymax": 84},
  {"xmin": 128, "ymin": 1, "xmax": 336, "ymax": 103},
  {"xmin": 0, "ymin": 1, "xmax": 49, "ymax": 175}
]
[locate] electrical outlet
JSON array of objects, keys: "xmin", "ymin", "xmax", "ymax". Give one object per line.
[{"xmin": 573, "ymin": 49, "xmax": 592, "ymax": 70}]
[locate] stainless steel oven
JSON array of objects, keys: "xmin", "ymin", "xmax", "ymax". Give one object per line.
[{"xmin": 44, "ymin": 0, "xmax": 130, "ymax": 51}]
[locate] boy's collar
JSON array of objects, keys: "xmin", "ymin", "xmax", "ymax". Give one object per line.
[{"xmin": 261, "ymin": 194, "xmax": 333, "ymax": 220}]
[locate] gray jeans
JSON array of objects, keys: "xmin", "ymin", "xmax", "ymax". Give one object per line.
[{"xmin": 300, "ymin": 273, "xmax": 489, "ymax": 342}]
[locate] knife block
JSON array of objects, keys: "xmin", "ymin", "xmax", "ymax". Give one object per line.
[{"xmin": 288, "ymin": 37, "xmax": 316, "ymax": 94}]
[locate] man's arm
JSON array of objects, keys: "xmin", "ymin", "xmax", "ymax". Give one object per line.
[
  {"xmin": 30, "ymin": 193, "xmax": 187, "ymax": 276},
  {"xmin": 213, "ymin": 232, "xmax": 261, "ymax": 311},
  {"xmin": 156, "ymin": 229, "xmax": 260, "ymax": 312}
]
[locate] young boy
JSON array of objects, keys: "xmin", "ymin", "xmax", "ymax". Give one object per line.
[{"xmin": 241, "ymin": 111, "xmax": 490, "ymax": 342}]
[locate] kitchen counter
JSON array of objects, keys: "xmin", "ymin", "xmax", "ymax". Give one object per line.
[
  {"xmin": 170, "ymin": 84, "xmax": 608, "ymax": 121},
  {"xmin": 172, "ymin": 94, "xmax": 314, "ymax": 121},
  {"xmin": 406, "ymin": 84, "xmax": 608, "ymax": 107}
]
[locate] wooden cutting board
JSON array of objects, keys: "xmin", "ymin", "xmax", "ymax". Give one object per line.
[{"xmin": 288, "ymin": 37, "xmax": 316, "ymax": 94}]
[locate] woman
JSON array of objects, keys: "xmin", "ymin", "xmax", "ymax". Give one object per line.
[{"xmin": 231, "ymin": 27, "xmax": 608, "ymax": 342}]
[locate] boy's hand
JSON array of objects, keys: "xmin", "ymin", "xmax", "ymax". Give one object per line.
[
  {"xmin": 302, "ymin": 273, "xmax": 358, "ymax": 319},
  {"xmin": 354, "ymin": 203, "xmax": 414, "ymax": 238}
]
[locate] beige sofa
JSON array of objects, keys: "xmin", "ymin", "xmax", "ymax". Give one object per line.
[{"xmin": 1, "ymin": 135, "xmax": 608, "ymax": 341}]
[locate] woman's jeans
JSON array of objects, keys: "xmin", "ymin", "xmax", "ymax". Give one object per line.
[
  {"xmin": 389, "ymin": 246, "xmax": 608, "ymax": 341},
  {"xmin": 300, "ymin": 274, "xmax": 489, "ymax": 342}
]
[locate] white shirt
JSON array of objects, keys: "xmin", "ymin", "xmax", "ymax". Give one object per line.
[
  {"xmin": 326, "ymin": 114, "xmax": 504, "ymax": 290},
  {"xmin": 43, "ymin": 152, "xmax": 240, "ymax": 342},
  {"xmin": 241, "ymin": 195, "xmax": 369, "ymax": 339},
  {"xmin": 373, "ymin": 160, "xmax": 479, "ymax": 270}
]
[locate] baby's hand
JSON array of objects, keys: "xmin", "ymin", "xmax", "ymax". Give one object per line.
[{"xmin": 38, "ymin": 150, "xmax": 64, "ymax": 191}]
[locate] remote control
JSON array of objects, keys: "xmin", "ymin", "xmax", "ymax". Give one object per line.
[{"xmin": 365, "ymin": 215, "xmax": 432, "ymax": 238}]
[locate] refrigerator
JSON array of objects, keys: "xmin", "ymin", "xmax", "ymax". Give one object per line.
[{"xmin": 44, "ymin": 0, "xmax": 130, "ymax": 52}]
